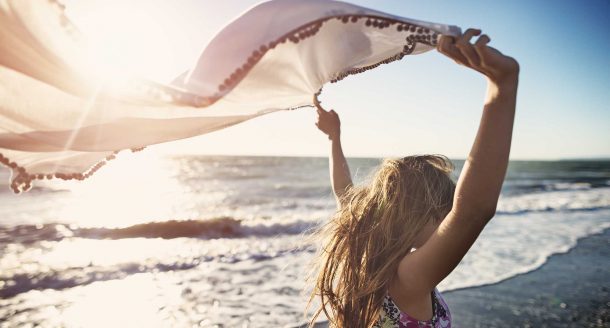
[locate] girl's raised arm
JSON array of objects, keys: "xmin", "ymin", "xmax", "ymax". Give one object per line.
[
  {"xmin": 396, "ymin": 28, "xmax": 520, "ymax": 296},
  {"xmin": 314, "ymin": 98, "xmax": 353, "ymax": 208}
]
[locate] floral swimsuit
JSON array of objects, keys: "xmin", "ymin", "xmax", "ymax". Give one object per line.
[{"xmin": 373, "ymin": 289, "xmax": 451, "ymax": 328}]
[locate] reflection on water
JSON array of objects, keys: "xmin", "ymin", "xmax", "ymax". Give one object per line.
[
  {"xmin": 1, "ymin": 153, "xmax": 339, "ymax": 229},
  {"xmin": 60, "ymin": 274, "xmax": 176, "ymax": 328},
  {"xmin": 55, "ymin": 152, "xmax": 189, "ymax": 228}
]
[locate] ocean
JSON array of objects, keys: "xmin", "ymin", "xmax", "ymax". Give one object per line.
[{"xmin": 1, "ymin": 154, "xmax": 609, "ymax": 327}]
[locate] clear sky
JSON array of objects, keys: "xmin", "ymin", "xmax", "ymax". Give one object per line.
[{"xmin": 65, "ymin": 0, "xmax": 610, "ymax": 160}]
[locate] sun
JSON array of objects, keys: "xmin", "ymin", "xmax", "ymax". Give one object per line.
[{"xmin": 63, "ymin": 0, "xmax": 186, "ymax": 85}]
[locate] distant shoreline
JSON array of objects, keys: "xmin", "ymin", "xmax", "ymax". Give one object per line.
[{"xmin": 159, "ymin": 153, "xmax": 610, "ymax": 162}]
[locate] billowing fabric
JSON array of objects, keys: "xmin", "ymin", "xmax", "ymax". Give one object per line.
[
  {"xmin": 0, "ymin": 0, "xmax": 461, "ymax": 192},
  {"xmin": 374, "ymin": 289, "xmax": 451, "ymax": 328}
]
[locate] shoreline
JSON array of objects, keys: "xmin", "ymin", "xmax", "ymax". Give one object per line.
[
  {"xmin": 442, "ymin": 227, "xmax": 610, "ymax": 327},
  {"xmin": 301, "ymin": 227, "xmax": 610, "ymax": 327}
]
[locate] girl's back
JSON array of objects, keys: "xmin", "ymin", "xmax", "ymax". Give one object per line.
[{"xmin": 311, "ymin": 27, "xmax": 519, "ymax": 328}]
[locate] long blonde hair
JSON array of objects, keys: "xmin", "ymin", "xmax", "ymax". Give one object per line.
[{"xmin": 307, "ymin": 154, "xmax": 456, "ymax": 328}]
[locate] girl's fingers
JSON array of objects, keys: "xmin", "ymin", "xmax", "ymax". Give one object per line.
[
  {"xmin": 317, "ymin": 104, "xmax": 329, "ymax": 114},
  {"xmin": 439, "ymin": 28, "xmax": 513, "ymax": 80},
  {"xmin": 455, "ymin": 29, "xmax": 482, "ymax": 67},
  {"xmin": 459, "ymin": 28, "xmax": 481, "ymax": 44},
  {"xmin": 437, "ymin": 35, "xmax": 469, "ymax": 65},
  {"xmin": 313, "ymin": 95, "xmax": 326, "ymax": 113},
  {"xmin": 473, "ymin": 34, "xmax": 491, "ymax": 67},
  {"xmin": 456, "ymin": 44, "xmax": 481, "ymax": 68}
]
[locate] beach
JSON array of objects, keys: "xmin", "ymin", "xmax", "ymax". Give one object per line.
[{"xmin": 1, "ymin": 156, "xmax": 609, "ymax": 327}]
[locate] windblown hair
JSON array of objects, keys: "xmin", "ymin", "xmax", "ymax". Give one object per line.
[{"xmin": 307, "ymin": 154, "xmax": 456, "ymax": 328}]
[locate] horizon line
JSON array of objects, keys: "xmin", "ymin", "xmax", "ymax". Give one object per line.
[{"xmin": 155, "ymin": 152, "xmax": 610, "ymax": 162}]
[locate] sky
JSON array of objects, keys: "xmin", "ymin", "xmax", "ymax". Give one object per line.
[{"xmin": 64, "ymin": 0, "xmax": 610, "ymax": 160}]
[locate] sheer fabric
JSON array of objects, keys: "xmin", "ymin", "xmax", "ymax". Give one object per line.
[{"xmin": 0, "ymin": 0, "xmax": 461, "ymax": 192}]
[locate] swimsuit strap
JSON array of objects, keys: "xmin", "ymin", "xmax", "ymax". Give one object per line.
[{"xmin": 375, "ymin": 289, "xmax": 451, "ymax": 328}]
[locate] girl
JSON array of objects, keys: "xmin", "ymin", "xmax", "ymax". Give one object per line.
[{"xmin": 310, "ymin": 28, "xmax": 519, "ymax": 328}]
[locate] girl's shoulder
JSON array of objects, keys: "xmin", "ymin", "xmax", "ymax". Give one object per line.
[{"xmin": 373, "ymin": 288, "xmax": 451, "ymax": 328}]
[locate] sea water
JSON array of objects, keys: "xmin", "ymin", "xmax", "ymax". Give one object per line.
[{"xmin": 1, "ymin": 154, "xmax": 609, "ymax": 327}]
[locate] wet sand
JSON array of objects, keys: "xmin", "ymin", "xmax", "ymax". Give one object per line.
[{"xmin": 301, "ymin": 228, "xmax": 609, "ymax": 328}]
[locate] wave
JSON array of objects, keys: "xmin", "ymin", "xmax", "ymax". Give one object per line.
[
  {"xmin": 438, "ymin": 223, "xmax": 610, "ymax": 293},
  {"xmin": 496, "ymin": 187, "xmax": 610, "ymax": 215},
  {"xmin": 0, "ymin": 243, "xmax": 313, "ymax": 299},
  {"xmin": 0, "ymin": 261, "xmax": 199, "ymax": 299},
  {"xmin": 0, "ymin": 217, "xmax": 320, "ymax": 244},
  {"xmin": 2, "ymin": 188, "xmax": 609, "ymax": 244},
  {"xmin": 497, "ymin": 204, "xmax": 610, "ymax": 216}
]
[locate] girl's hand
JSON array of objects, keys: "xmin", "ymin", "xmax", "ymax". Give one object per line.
[
  {"xmin": 314, "ymin": 98, "xmax": 341, "ymax": 141},
  {"xmin": 437, "ymin": 28, "xmax": 519, "ymax": 86}
]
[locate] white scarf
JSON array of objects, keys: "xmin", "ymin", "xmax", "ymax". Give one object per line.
[{"xmin": 0, "ymin": 0, "xmax": 461, "ymax": 193}]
